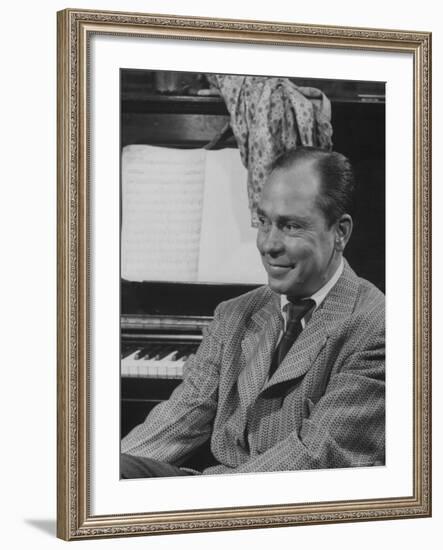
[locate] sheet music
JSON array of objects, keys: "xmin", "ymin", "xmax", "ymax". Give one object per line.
[
  {"xmin": 121, "ymin": 145, "xmax": 205, "ymax": 281},
  {"xmin": 121, "ymin": 145, "xmax": 266, "ymax": 284},
  {"xmin": 198, "ymin": 149, "xmax": 266, "ymax": 284}
]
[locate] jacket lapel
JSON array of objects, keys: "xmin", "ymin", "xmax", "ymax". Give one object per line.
[
  {"xmin": 260, "ymin": 311, "xmax": 327, "ymax": 393},
  {"xmin": 237, "ymin": 290, "xmax": 282, "ymax": 418}
]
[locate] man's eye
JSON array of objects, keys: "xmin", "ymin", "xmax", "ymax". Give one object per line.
[
  {"xmin": 258, "ymin": 216, "xmax": 270, "ymax": 229},
  {"xmin": 283, "ymin": 223, "xmax": 301, "ymax": 234}
]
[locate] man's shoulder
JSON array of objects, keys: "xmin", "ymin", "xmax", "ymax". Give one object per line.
[
  {"xmin": 353, "ymin": 273, "xmax": 385, "ymax": 314},
  {"xmin": 327, "ymin": 261, "xmax": 385, "ymax": 337},
  {"xmin": 338, "ymin": 260, "xmax": 385, "ymax": 312},
  {"xmin": 216, "ymin": 285, "xmax": 275, "ymax": 317},
  {"xmin": 323, "ymin": 264, "xmax": 385, "ymax": 351},
  {"xmin": 341, "ymin": 267, "xmax": 385, "ymax": 340}
]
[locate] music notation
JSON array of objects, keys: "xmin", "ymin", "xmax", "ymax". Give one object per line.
[{"xmin": 122, "ymin": 145, "xmax": 206, "ymax": 282}]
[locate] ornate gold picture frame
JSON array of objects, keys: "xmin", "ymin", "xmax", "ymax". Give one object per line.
[{"xmin": 57, "ymin": 8, "xmax": 431, "ymax": 540}]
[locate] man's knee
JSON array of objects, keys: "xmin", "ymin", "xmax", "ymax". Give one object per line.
[{"xmin": 120, "ymin": 453, "xmax": 193, "ymax": 478}]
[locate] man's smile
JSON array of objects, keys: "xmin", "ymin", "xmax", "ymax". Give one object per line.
[{"xmin": 263, "ymin": 260, "xmax": 296, "ymax": 274}]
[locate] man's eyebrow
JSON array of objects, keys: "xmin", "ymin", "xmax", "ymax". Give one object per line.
[
  {"xmin": 256, "ymin": 209, "xmax": 310, "ymax": 227},
  {"xmin": 278, "ymin": 215, "xmax": 310, "ymax": 225},
  {"xmin": 256, "ymin": 205, "xmax": 310, "ymax": 222}
]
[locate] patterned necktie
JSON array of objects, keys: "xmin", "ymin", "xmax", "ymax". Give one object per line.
[{"xmin": 269, "ymin": 298, "xmax": 315, "ymax": 379}]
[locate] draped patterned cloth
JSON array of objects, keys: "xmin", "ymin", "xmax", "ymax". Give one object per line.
[{"xmin": 207, "ymin": 75, "xmax": 333, "ymax": 225}]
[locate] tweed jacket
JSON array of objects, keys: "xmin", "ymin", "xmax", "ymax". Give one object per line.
[{"xmin": 121, "ymin": 260, "xmax": 385, "ymax": 474}]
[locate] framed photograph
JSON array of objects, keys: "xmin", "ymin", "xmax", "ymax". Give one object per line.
[{"xmin": 57, "ymin": 8, "xmax": 431, "ymax": 540}]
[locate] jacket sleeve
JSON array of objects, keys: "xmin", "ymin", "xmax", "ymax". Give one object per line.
[
  {"xmin": 121, "ymin": 306, "xmax": 225, "ymax": 465},
  {"xmin": 204, "ymin": 329, "xmax": 385, "ymax": 475}
]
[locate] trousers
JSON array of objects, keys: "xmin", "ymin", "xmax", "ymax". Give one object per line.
[{"xmin": 120, "ymin": 453, "xmax": 198, "ymax": 478}]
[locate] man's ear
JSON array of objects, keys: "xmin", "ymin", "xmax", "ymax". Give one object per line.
[{"xmin": 334, "ymin": 214, "xmax": 353, "ymax": 252}]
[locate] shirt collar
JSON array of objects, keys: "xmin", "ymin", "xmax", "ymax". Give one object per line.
[{"xmin": 280, "ymin": 258, "xmax": 344, "ymax": 315}]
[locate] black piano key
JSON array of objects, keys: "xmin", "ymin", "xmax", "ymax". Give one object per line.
[
  {"xmin": 121, "ymin": 345, "xmax": 139, "ymax": 359},
  {"xmin": 135, "ymin": 344, "xmax": 163, "ymax": 360},
  {"xmin": 134, "ymin": 347, "xmax": 149, "ymax": 360},
  {"xmin": 168, "ymin": 350, "xmax": 179, "ymax": 361},
  {"xmin": 187, "ymin": 344, "xmax": 200, "ymax": 355},
  {"xmin": 152, "ymin": 346, "xmax": 175, "ymax": 360},
  {"xmin": 176, "ymin": 347, "xmax": 193, "ymax": 360}
]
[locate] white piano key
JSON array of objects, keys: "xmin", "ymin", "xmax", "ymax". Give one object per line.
[
  {"xmin": 121, "ymin": 346, "xmax": 189, "ymax": 379},
  {"xmin": 149, "ymin": 364, "xmax": 158, "ymax": 377}
]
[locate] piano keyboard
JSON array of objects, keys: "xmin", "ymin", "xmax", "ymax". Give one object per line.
[{"xmin": 121, "ymin": 342, "xmax": 200, "ymax": 379}]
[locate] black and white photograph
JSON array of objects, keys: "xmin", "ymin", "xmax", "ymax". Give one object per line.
[{"xmin": 119, "ymin": 69, "xmax": 386, "ymax": 479}]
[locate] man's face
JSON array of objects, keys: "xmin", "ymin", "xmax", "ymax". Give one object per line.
[{"xmin": 256, "ymin": 161, "xmax": 341, "ymax": 298}]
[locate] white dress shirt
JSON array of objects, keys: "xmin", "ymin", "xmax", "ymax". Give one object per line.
[{"xmin": 280, "ymin": 258, "xmax": 344, "ymax": 330}]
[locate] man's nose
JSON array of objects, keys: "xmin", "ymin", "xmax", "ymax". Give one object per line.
[{"xmin": 262, "ymin": 225, "xmax": 284, "ymax": 255}]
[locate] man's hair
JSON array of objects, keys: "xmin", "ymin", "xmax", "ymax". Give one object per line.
[{"xmin": 270, "ymin": 146, "xmax": 356, "ymax": 227}]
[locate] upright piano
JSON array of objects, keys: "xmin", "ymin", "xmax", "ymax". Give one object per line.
[{"xmin": 121, "ymin": 280, "xmax": 259, "ymax": 438}]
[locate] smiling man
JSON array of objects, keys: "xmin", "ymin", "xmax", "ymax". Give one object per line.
[
  {"xmin": 256, "ymin": 149, "xmax": 352, "ymax": 298},
  {"xmin": 121, "ymin": 146, "xmax": 385, "ymax": 478}
]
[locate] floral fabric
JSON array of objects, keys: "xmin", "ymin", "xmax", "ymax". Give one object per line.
[{"xmin": 207, "ymin": 75, "xmax": 333, "ymax": 225}]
